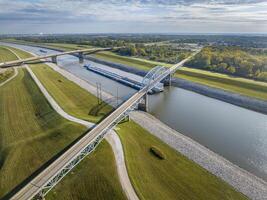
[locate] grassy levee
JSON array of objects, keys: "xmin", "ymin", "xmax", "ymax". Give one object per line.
[
  {"xmin": 0, "ymin": 46, "xmax": 17, "ymax": 83},
  {"xmin": 93, "ymin": 51, "xmax": 267, "ymax": 101},
  {"xmin": 5, "ymin": 46, "xmax": 125, "ymax": 199},
  {"xmin": 176, "ymin": 67, "xmax": 267, "ymax": 101},
  {"xmin": 117, "ymin": 121, "xmax": 247, "ymax": 200},
  {"xmin": 0, "ymin": 46, "xmax": 18, "ymax": 62},
  {"xmin": 46, "ymin": 140, "xmax": 126, "ymax": 200},
  {"xmin": 94, "ymin": 51, "xmax": 172, "ymax": 71},
  {"xmin": 0, "ymin": 68, "xmax": 87, "ymax": 197},
  {"xmin": 8, "ymin": 46, "xmax": 113, "ymax": 123},
  {"xmin": 31, "ymin": 64, "xmax": 112, "ymax": 123}
]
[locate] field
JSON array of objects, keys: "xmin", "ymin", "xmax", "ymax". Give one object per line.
[
  {"xmin": 0, "ymin": 68, "xmax": 87, "ymax": 197},
  {"xmin": 46, "ymin": 140, "xmax": 126, "ymax": 200},
  {"xmin": 0, "ymin": 46, "xmax": 17, "ymax": 83},
  {"xmin": 0, "ymin": 46, "xmax": 17, "ymax": 62},
  {"xmin": 117, "ymin": 121, "xmax": 247, "ymax": 200}
]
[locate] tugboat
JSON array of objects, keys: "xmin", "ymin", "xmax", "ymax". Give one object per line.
[{"xmin": 39, "ymin": 49, "xmax": 47, "ymax": 53}]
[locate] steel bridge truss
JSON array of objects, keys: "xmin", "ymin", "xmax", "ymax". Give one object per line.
[
  {"xmin": 142, "ymin": 66, "xmax": 168, "ymax": 92},
  {"xmin": 34, "ymin": 102, "xmax": 140, "ymax": 199}
]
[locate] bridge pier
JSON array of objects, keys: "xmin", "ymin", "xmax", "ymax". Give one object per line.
[
  {"xmin": 138, "ymin": 94, "xmax": 148, "ymax": 112},
  {"xmin": 78, "ymin": 52, "xmax": 84, "ymax": 63},
  {"xmin": 163, "ymin": 73, "xmax": 172, "ymax": 86},
  {"xmin": 51, "ymin": 56, "xmax": 57, "ymax": 64}
]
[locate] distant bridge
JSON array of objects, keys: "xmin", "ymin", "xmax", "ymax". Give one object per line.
[
  {"xmin": 0, "ymin": 47, "xmax": 116, "ymax": 68},
  {"xmin": 10, "ymin": 49, "xmax": 199, "ymax": 200}
]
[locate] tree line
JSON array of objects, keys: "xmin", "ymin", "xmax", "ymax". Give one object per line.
[{"xmin": 186, "ymin": 46, "xmax": 267, "ymax": 82}]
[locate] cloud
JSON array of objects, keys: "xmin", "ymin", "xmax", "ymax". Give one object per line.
[{"xmin": 0, "ymin": 0, "xmax": 266, "ymax": 33}]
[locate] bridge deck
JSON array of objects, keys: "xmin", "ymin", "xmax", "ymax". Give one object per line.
[{"xmin": 0, "ymin": 47, "xmax": 113, "ymax": 68}]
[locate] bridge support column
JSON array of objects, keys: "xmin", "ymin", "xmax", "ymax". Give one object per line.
[
  {"xmin": 78, "ymin": 52, "xmax": 84, "ymax": 63},
  {"xmin": 138, "ymin": 94, "xmax": 148, "ymax": 112},
  {"xmin": 51, "ymin": 56, "xmax": 57, "ymax": 64},
  {"xmin": 164, "ymin": 74, "xmax": 172, "ymax": 86}
]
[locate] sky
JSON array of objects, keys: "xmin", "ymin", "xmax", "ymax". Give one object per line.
[{"xmin": 0, "ymin": 0, "xmax": 267, "ymax": 34}]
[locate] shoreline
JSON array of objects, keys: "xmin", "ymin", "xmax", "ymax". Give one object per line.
[{"xmin": 130, "ymin": 111, "xmax": 267, "ymax": 200}]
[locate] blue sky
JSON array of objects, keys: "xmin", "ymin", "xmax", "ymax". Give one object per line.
[{"xmin": 0, "ymin": 0, "xmax": 266, "ymax": 34}]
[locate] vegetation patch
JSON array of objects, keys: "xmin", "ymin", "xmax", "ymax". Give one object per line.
[
  {"xmin": 0, "ymin": 69, "xmax": 14, "ymax": 83},
  {"xmin": 150, "ymin": 146, "xmax": 165, "ymax": 160}
]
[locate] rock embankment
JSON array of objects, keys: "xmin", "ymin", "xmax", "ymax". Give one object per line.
[{"xmin": 130, "ymin": 111, "xmax": 267, "ymax": 200}]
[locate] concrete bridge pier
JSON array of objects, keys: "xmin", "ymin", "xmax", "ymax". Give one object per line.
[
  {"xmin": 163, "ymin": 73, "xmax": 172, "ymax": 86},
  {"xmin": 51, "ymin": 56, "xmax": 57, "ymax": 64},
  {"xmin": 78, "ymin": 52, "xmax": 84, "ymax": 63},
  {"xmin": 138, "ymin": 94, "xmax": 148, "ymax": 112}
]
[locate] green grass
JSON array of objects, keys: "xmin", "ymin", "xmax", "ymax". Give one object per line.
[
  {"xmin": 94, "ymin": 51, "xmax": 171, "ymax": 71},
  {"xmin": 7, "ymin": 46, "xmax": 112, "ymax": 123},
  {"xmin": 46, "ymin": 140, "xmax": 126, "ymax": 200},
  {"xmin": 0, "ymin": 69, "xmax": 14, "ymax": 84},
  {"xmin": 0, "ymin": 68, "xmax": 87, "ymax": 197},
  {"xmin": 93, "ymin": 50, "xmax": 267, "ymax": 101},
  {"xmin": 176, "ymin": 67, "xmax": 267, "ymax": 101},
  {"xmin": 0, "ymin": 46, "xmax": 18, "ymax": 62},
  {"xmin": 0, "ymin": 46, "xmax": 17, "ymax": 84},
  {"xmin": 117, "ymin": 121, "xmax": 247, "ymax": 200}
]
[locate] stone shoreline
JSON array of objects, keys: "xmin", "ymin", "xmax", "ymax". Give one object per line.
[{"xmin": 130, "ymin": 111, "xmax": 267, "ymax": 200}]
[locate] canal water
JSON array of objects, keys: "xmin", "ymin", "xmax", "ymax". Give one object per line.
[{"xmin": 4, "ymin": 43, "xmax": 267, "ymax": 181}]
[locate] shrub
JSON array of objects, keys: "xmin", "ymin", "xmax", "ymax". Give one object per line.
[{"xmin": 150, "ymin": 146, "xmax": 166, "ymax": 160}]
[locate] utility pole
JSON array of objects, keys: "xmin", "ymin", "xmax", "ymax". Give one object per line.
[{"xmin": 116, "ymin": 87, "xmax": 119, "ymax": 107}]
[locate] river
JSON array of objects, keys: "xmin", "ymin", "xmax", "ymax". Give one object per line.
[{"xmin": 3, "ymin": 42, "xmax": 267, "ymax": 182}]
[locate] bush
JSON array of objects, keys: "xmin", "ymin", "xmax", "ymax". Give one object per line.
[{"xmin": 150, "ymin": 146, "xmax": 166, "ymax": 160}]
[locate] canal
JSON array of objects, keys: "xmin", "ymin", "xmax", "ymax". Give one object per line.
[{"xmin": 3, "ymin": 42, "xmax": 267, "ymax": 182}]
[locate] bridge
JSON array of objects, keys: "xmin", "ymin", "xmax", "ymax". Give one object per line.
[
  {"xmin": 0, "ymin": 47, "xmax": 115, "ymax": 68},
  {"xmin": 10, "ymin": 50, "xmax": 199, "ymax": 200}
]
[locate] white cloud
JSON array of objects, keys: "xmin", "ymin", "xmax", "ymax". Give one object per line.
[{"xmin": 0, "ymin": 0, "xmax": 266, "ymax": 33}]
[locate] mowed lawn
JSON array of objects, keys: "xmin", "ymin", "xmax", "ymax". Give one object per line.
[
  {"xmin": 31, "ymin": 64, "xmax": 113, "ymax": 123},
  {"xmin": 46, "ymin": 140, "xmax": 126, "ymax": 200},
  {"xmin": 3, "ymin": 46, "xmax": 125, "ymax": 199},
  {"xmin": 117, "ymin": 121, "xmax": 247, "ymax": 200},
  {"xmin": 0, "ymin": 46, "xmax": 17, "ymax": 83},
  {"xmin": 0, "ymin": 46, "xmax": 17, "ymax": 62},
  {"xmin": 8, "ymin": 45, "xmax": 113, "ymax": 123},
  {"xmin": 93, "ymin": 51, "xmax": 267, "ymax": 101},
  {"xmin": 0, "ymin": 68, "xmax": 87, "ymax": 197}
]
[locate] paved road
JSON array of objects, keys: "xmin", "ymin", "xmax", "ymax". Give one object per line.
[{"xmin": 106, "ymin": 131, "xmax": 139, "ymax": 200}]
